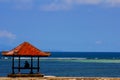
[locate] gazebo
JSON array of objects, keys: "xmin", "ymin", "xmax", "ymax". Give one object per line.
[{"xmin": 2, "ymin": 42, "xmax": 50, "ymax": 77}]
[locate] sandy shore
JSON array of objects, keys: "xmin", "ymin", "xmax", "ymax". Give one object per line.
[{"xmin": 1, "ymin": 77, "xmax": 120, "ymax": 80}]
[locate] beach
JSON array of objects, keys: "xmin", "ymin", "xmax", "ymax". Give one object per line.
[{"xmin": 1, "ymin": 77, "xmax": 120, "ymax": 80}]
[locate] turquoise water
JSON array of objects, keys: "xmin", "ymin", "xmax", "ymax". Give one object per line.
[
  {"xmin": 41, "ymin": 59, "xmax": 120, "ymax": 77},
  {"xmin": 1, "ymin": 52, "xmax": 120, "ymax": 77},
  {"xmin": 1, "ymin": 58, "xmax": 120, "ymax": 77}
]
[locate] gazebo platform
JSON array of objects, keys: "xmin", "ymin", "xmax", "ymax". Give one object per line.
[{"xmin": 8, "ymin": 73, "xmax": 44, "ymax": 77}]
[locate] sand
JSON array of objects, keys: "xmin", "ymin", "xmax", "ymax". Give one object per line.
[{"xmin": 1, "ymin": 77, "xmax": 120, "ymax": 80}]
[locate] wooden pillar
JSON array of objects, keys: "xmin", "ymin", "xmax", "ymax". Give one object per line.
[
  {"xmin": 37, "ymin": 57, "xmax": 40, "ymax": 73},
  {"xmin": 30, "ymin": 57, "xmax": 33, "ymax": 74},
  {"xmin": 12, "ymin": 56, "xmax": 15, "ymax": 74},
  {"xmin": 18, "ymin": 56, "xmax": 20, "ymax": 73}
]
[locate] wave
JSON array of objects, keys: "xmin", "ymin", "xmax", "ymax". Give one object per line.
[
  {"xmin": 73, "ymin": 59, "xmax": 120, "ymax": 63},
  {"xmin": 39, "ymin": 57, "xmax": 120, "ymax": 63},
  {"xmin": 1, "ymin": 57, "xmax": 120, "ymax": 63},
  {"xmin": 41, "ymin": 57, "xmax": 87, "ymax": 60},
  {"xmin": 40, "ymin": 57, "xmax": 120, "ymax": 63}
]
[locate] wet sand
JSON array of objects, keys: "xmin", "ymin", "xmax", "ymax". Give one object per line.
[{"xmin": 1, "ymin": 77, "xmax": 120, "ymax": 80}]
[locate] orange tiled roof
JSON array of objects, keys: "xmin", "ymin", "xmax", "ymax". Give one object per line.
[{"xmin": 2, "ymin": 42, "xmax": 50, "ymax": 57}]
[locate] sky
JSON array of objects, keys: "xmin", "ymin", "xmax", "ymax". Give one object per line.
[{"xmin": 0, "ymin": 0, "xmax": 120, "ymax": 52}]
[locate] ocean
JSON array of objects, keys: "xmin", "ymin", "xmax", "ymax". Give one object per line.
[{"xmin": 1, "ymin": 52, "xmax": 120, "ymax": 77}]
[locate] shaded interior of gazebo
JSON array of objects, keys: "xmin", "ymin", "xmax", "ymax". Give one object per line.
[
  {"xmin": 2, "ymin": 42, "xmax": 50, "ymax": 77},
  {"xmin": 11, "ymin": 56, "xmax": 41, "ymax": 74}
]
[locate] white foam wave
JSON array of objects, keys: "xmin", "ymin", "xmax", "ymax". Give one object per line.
[
  {"xmin": 1, "ymin": 57, "xmax": 120, "ymax": 63},
  {"xmin": 41, "ymin": 57, "xmax": 87, "ymax": 60}
]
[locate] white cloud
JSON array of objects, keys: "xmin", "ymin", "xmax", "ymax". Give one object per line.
[
  {"xmin": 40, "ymin": 1, "xmax": 71, "ymax": 11},
  {"xmin": 95, "ymin": 40, "xmax": 102, "ymax": 45},
  {"xmin": 64, "ymin": 0, "xmax": 101, "ymax": 5},
  {"xmin": 1, "ymin": 0, "xmax": 120, "ymax": 11},
  {"xmin": 105, "ymin": 0, "xmax": 120, "ymax": 7},
  {"xmin": 40, "ymin": 0, "xmax": 100, "ymax": 11},
  {"xmin": 60, "ymin": 0, "xmax": 120, "ymax": 5},
  {"xmin": 0, "ymin": 30, "xmax": 16, "ymax": 40},
  {"xmin": 40, "ymin": 0, "xmax": 120, "ymax": 11}
]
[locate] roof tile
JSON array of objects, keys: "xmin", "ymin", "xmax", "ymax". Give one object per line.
[{"xmin": 2, "ymin": 42, "xmax": 50, "ymax": 57}]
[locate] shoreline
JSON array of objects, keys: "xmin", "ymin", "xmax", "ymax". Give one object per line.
[{"xmin": 1, "ymin": 77, "xmax": 120, "ymax": 80}]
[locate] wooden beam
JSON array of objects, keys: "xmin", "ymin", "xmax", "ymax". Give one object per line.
[
  {"xmin": 18, "ymin": 56, "xmax": 20, "ymax": 73},
  {"xmin": 30, "ymin": 57, "xmax": 33, "ymax": 74},
  {"xmin": 37, "ymin": 57, "xmax": 40, "ymax": 73},
  {"xmin": 12, "ymin": 56, "xmax": 15, "ymax": 74}
]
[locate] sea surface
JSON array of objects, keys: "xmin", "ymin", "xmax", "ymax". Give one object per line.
[{"xmin": 1, "ymin": 52, "xmax": 120, "ymax": 77}]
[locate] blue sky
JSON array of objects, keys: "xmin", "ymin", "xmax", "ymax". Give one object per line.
[{"xmin": 0, "ymin": 0, "xmax": 120, "ymax": 52}]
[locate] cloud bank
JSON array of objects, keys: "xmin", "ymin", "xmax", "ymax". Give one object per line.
[
  {"xmin": 41, "ymin": 0, "xmax": 120, "ymax": 11},
  {"xmin": 0, "ymin": 30, "xmax": 16, "ymax": 40},
  {"xmin": 1, "ymin": 0, "xmax": 120, "ymax": 11}
]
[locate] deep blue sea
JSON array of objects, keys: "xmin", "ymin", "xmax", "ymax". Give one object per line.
[{"xmin": 1, "ymin": 52, "xmax": 120, "ymax": 77}]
